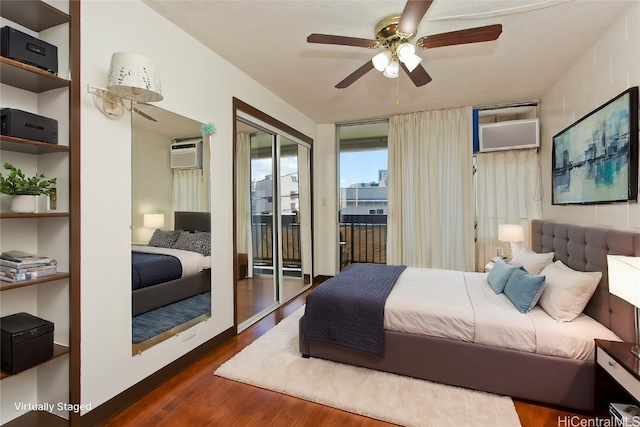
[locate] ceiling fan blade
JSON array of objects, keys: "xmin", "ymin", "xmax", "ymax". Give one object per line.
[
  {"xmin": 132, "ymin": 107, "xmax": 157, "ymax": 122},
  {"xmin": 416, "ymin": 24, "xmax": 502, "ymax": 49},
  {"xmin": 401, "ymin": 62, "xmax": 432, "ymax": 87},
  {"xmin": 397, "ymin": 0, "xmax": 434, "ymax": 35},
  {"xmin": 307, "ymin": 34, "xmax": 378, "ymax": 48},
  {"xmin": 336, "ymin": 61, "xmax": 375, "ymax": 89}
]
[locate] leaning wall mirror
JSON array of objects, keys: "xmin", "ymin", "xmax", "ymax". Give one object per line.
[
  {"xmin": 130, "ymin": 103, "xmax": 212, "ymax": 354},
  {"xmin": 234, "ymin": 98, "xmax": 313, "ymax": 331}
]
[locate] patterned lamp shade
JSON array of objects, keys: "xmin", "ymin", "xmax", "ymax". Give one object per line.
[{"xmin": 107, "ymin": 52, "xmax": 163, "ymax": 102}]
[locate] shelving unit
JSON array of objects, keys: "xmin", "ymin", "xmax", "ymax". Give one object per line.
[{"xmin": 0, "ymin": 1, "xmax": 79, "ymax": 426}]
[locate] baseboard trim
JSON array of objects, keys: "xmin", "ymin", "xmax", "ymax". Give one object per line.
[{"xmin": 80, "ymin": 327, "xmax": 235, "ymax": 426}]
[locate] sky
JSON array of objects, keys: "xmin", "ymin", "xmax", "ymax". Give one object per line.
[
  {"xmin": 340, "ymin": 150, "xmax": 388, "ymax": 187},
  {"xmin": 251, "ymin": 150, "xmax": 388, "ymax": 188}
]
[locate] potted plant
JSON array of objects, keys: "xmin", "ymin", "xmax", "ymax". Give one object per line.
[{"xmin": 0, "ymin": 162, "xmax": 57, "ymax": 213}]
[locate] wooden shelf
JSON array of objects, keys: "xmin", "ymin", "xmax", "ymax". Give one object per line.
[
  {"xmin": 0, "ymin": 57, "xmax": 70, "ymax": 93},
  {"xmin": 0, "ymin": 212, "xmax": 69, "ymax": 219},
  {"xmin": 0, "ymin": 135, "xmax": 69, "ymax": 154},
  {"xmin": 0, "ymin": 273, "xmax": 70, "ymax": 291},
  {"xmin": 0, "ymin": 0, "xmax": 69, "ymax": 32},
  {"xmin": 0, "ymin": 344, "xmax": 69, "ymax": 380},
  {"xmin": 2, "ymin": 410, "xmax": 68, "ymax": 427}
]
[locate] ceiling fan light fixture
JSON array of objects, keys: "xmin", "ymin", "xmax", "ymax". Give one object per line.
[
  {"xmin": 383, "ymin": 59, "xmax": 400, "ymax": 78},
  {"xmin": 402, "ymin": 53, "xmax": 423, "ymax": 72},
  {"xmin": 372, "ymin": 50, "xmax": 392, "ymax": 72},
  {"xmin": 396, "ymin": 43, "xmax": 415, "ymax": 62}
]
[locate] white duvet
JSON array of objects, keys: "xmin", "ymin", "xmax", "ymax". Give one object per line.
[
  {"xmin": 132, "ymin": 245, "xmax": 211, "ymax": 277},
  {"xmin": 383, "ymin": 268, "xmax": 620, "ymax": 361}
]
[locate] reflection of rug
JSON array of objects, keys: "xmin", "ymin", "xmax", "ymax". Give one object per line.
[
  {"xmin": 132, "ymin": 292, "xmax": 211, "ymax": 343},
  {"xmin": 215, "ymin": 306, "xmax": 522, "ymax": 427}
]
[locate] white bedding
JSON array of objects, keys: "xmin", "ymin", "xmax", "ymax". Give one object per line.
[
  {"xmin": 132, "ymin": 245, "xmax": 211, "ymax": 277},
  {"xmin": 383, "ymin": 267, "xmax": 621, "ymax": 361}
]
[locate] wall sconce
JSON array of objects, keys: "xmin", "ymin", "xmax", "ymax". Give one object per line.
[
  {"xmin": 88, "ymin": 52, "xmax": 163, "ymax": 120},
  {"xmin": 498, "ymin": 224, "xmax": 524, "ymax": 260},
  {"xmin": 144, "ymin": 213, "xmax": 165, "ymax": 229}
]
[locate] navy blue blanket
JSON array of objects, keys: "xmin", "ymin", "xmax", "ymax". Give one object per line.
[
  {"xmin": 302, "ymin": 263, "xmax": 406, "ymax": 356},
  {"xmin": 132, "ymin": 252, "xmax": 182, "ymax": 291}
]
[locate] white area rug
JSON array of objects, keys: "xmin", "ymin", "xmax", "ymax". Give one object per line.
[{"xmin": 215, "ymin": 306, "xmax": 522, "ymax": 427}]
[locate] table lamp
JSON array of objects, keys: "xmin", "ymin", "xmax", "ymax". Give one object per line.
[
  {"xmin": 144, "ymin": 213, "xmax": 165, "ymax": 229},
  {"xmin": 607, "ymin": 255, "xmax": 640, "ymax": 358},
  {"xmin": 498, "ymin": 224, "xmax": 524, "ymax": 260}
]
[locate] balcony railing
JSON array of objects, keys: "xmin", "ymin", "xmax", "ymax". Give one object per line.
[
  {"xmin": 251, "ymin": 214, "xmax": 301, "ymax": 268},
  {"xmin": 250, "ymin": 214, "xmax": 387, "ymax": 271},
  {"xmin": 340, "ymin": 214, "xmax": 387, "ymax": 268}
]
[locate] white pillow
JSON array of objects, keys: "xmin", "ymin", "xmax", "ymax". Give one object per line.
[
  {"xmin": 510, "ymin": 248, "xmax": 554, "ymax": 275},
  {"xmin": 537, "ymin": 261, "xmax": 602, "ymax": 322}
]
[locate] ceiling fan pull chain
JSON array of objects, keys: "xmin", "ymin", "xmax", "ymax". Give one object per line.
[{"xmin": 396, "ymin": 76, "xmax": 400, "ymax": 106}]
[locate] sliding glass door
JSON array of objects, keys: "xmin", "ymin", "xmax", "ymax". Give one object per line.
[{"xmin": 234, "ymin": 100, "xmax": 312, "ymax": 331}]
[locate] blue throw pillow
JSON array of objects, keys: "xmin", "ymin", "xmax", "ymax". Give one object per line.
[
  {"xmin": 487, "ymin": 259, "xmax": 523, "ymax": 294},
  {"xmin": 504, "ymin": 269, "xmax": 547, "ymax": 314}
]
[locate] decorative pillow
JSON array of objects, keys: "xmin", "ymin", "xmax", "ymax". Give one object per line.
[
  {"xmin": 148, "ymin": 229, "xmax": 181, "ymax": 248},
  {"xmin": 537, "ymin": 261, "xmax": 602, "ymax": 322},
  {"xmin": 487, "ymin": 259, "xmax": 524, "ymax": 294},
  {"xmin": 173, "ymin": 231, "xmax": 211, "ymax": 256},
  {"xmin": 503, "ymin": 269, "xmax": 547, "ymax": 314},
  {"xmin": 510, "ymin": 248, "xmax": 554, "ymax": 275}
]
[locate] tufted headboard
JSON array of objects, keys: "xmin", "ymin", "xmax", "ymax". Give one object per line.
[{"xmin": 531, "ymin": 220, "xmax": 640, "ymax": 342}]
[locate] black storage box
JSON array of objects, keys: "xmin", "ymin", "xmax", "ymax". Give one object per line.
[
  {"xmin": 0, "ymin": 26, "xmax": 58, "ymax": 74},
  {"xmin": 1, "ymin": 108, "xmax": 58, "ymax": 144},
  {"xmin": 1, "ymin": 312, "xmax": 54, "ymax": 374}
]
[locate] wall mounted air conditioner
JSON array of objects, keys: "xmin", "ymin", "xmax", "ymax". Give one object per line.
[
  {"xmin": 479, "ymin": 118, "xmax": 540, "ymax": 152},
  {"xmin": 170, "ymin": 139, "xmax": 202, "ymax": 169}
]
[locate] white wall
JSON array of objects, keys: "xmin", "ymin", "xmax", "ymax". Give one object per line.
[
  {"xmin": 131, "ymin": 128, "xmax": 173, "ymax": 243},
  {"xmin": 540, "ymin": 2, "xmax": 640, "ymax": 230},
  {"xmin": 313, "ymin": 124, "xmax": 338, "ymax": 276},
  {"xmin": 80, "ymin": 0, "xmax": 315, "ymax": 413}
]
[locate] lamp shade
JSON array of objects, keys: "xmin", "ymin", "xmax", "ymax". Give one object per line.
[
  {"xmin": 608, "ymin": 255, "xmax": 640, "ymax": 308},
  {"xmin": 372, "ymin": 51, "xmax": 392, "ymax": 72},
  {"xmin": 383, "ymin": 59, "xmax": 400, "ymax": 78},
  {"xmin": 144, "ymin": 213, "xmax": 165, "ymax": 229},
  {"xmin": 107, "ymin": 52, "xmax": 163, "ymax": 102},
  {"xmin": 498, "ymin": 224, "xmax": 524, "ymax": 242}
]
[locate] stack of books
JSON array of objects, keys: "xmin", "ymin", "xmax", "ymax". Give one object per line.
[{"xmin": 0, "ymin": 250, "xmax": 57, "ymax": 283}]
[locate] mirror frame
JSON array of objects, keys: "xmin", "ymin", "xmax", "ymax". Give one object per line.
[{"xmin": 232, "ymin": 97, "xmax": 314, "ymax": 329}]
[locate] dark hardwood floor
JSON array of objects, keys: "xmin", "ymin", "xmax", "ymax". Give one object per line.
[{"xmin": 103, "ymin": 288, "xmax": 593, "ymax": 427}]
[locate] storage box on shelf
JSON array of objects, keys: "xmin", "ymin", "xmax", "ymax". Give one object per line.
[{"xmin": 0, "ymin": 1, "xmax": 78, "ymax": 426}]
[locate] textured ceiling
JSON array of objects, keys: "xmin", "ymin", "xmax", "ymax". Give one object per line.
[{"xmin": 143, "ymin": 0, "xmax": 635, "ymax": 124}]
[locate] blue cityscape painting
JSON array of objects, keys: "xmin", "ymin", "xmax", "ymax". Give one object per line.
[{"xmin": 552, "ymin": 87, "xmax": 638, "ymax": 205}]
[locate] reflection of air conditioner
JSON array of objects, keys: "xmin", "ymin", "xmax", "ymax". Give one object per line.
[
  {"xmin": 170, "ymin": 139, "xmax": 202, "ymax": 169},
  {"xmin": 479, "ymin": 118, "xmax": 539, "ymax": 152}
]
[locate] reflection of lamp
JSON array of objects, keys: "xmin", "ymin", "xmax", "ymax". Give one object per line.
[
  {"xmin": 144, "ymin": 213, "xmax": 165, "ymax": 229},
  {"xmin": 607, "ymin": 255, "xmax": 640, "ymax": 358},
  {"xmin": 498, "ymin": 224, "xmax": 524, "ymax": 260},
  {"xmin": 87, "ymin": 52, "xmax": 162, "ymax": 119}
]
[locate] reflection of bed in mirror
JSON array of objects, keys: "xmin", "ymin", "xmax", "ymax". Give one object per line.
[{"xmin": 132, "ymin": 211, "xmax": 211, "ymax": 316}]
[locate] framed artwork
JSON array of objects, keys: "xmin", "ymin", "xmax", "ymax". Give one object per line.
[{"xmin": 552, "ymin": 86, "xmax": 638, "ymax": 205}]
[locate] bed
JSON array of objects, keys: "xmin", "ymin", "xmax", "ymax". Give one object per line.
[
  {"xmin": 299, "ymin": 220, "xmax": 640, "ymax": 411},
  {"xmin": 132, "ymin": 211, "xmax": 211, "ymax": 316}
]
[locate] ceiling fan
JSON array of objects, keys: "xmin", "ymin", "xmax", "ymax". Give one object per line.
[{"xmin": 307, "ymin": 0, "xmax": 502, "ymax": 89}]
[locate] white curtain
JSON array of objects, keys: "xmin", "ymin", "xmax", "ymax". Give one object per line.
[
  {"xmin": 171, "ymin": 168, "xmax": 205, "ymax": 213},
  {"xmin": 387, "ymin": 107, "xmax": 474, "ymax": 271},
  {"xmin": 475, "ymin": 148, "xmax": 542, "ymax": 271},
  {"xmin": 236, "ymin": 132, "xmax": 252, "ymax": 255}
]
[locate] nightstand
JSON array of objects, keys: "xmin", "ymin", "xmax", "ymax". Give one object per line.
[{"xmin": 594, "ymin": 339, "xmax": 640, "ymax": 414}]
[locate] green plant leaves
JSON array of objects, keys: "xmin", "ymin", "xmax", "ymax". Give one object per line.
[{"xmin": 0, "ymin": 162, "xmax": 57, "ymax": 196}]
